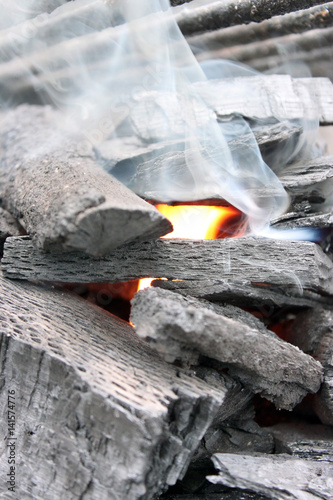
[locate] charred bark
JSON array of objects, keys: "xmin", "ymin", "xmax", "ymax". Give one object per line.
[
  {"xmin": 3, "ymin": 235, "xmax": 333, "ymax": 296},
  {"xmin": 0, "ymin": 272, "xmax": 226, "ymax": 499},
  {"xmin": 208, "ymin": 452, "xmax": 333, "ymax": 499},
  {"xmin": 130, "ymin": 287, "xmax": 323, "ymax": 410},
  {"xmin": 0, "ymin": 105, "xmax": 172, "ymax": 255},
  {"xmin": 188, "ymin": 2, "xmax": 333, "ymax": 50},
  {"xmin": 175, "ymin": 0, "xmax": 327, "ymax": 36}
]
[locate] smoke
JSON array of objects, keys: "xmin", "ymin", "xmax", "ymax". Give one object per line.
[{"xmin": 0, "ymin": 0, "xmax": 305, "ymax": 232}]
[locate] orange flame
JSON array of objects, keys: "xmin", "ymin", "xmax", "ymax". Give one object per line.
[{"xmin": 137, "ymin": 204, "xmax": 242, "ymax": 291}]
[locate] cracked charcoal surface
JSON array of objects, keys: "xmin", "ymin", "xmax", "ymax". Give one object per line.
[
  {"xmin": 131, "ymin": 287, "xmax": 323, "ymax": 410},
  {"xmin": 0, "ymin": 273, "xmax": 226, "ymax": 499},
  {"xmin": 0, "ymin": 105, "xmax": 172, "ymax": 255},
  {"xmin": 3, "ymin": 236, "xmax": 333, "ymax": 297}
]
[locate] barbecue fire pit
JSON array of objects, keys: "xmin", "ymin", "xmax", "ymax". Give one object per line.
[{"xmin": 1, "ymin": 1, "xmax": 333, "ymax": 499}]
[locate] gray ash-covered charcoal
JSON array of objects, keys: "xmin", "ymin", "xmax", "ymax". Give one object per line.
[
  {"xmin": 208, "ymin": 452, "xmax": 333, "ymax": 500},
  {"xmin": 0, "ymin": 273, "xmax": 225, "ymax": 500},
  {"xmin": 130, "ymin": 287, "xmax": 323, "ymax": 410},
  {"xmin": 0, "ymin": 105, "xmax": 172, "ymax": 256},
  {"xmin": 3, "ymin": 237, "xmax": 333, "ymax": 298}
]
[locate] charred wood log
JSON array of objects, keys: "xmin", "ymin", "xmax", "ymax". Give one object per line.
[
  {"xmin": 288, "ymin": 308, "xmax": 333, "ymax": 426},
  {"xmin": 3, "ymin": 236, "xmax": 333, "ymax": 295},
  {"xmin": 96, "ymin": 122, "xmax": 303, "ymax": 184},
  {"xmin": 175, "ymin": 0, "xmax": 327, "ymax": 36},
  {"xmin": 130, "ymin": 287, "xmax": 323, "ymax": 410},
  {"xmin": 188, "ymin": 2, "xmax": 333, "ymax": 51},
  {"xmin": 8, "ymin": 235, "xmax": 333, "ymax": 294},
  {"xmin": 208, "ymin": 452, "xmax": 333, "ymax": 499},
  {"xmin": 0, "ymin": 105, "xmax": 172, "ymax": 255},
  {"xmin": 151, "ymin": 278, "xmax": 333, "ymax": 310},
  {"xmin": 0, "ymin": 272, "xmax": 227, "ymax": 499},
  {"xmin": 130, "ymin": 77, "xmax": 333, "ymax": 144},
  {"xmin": 278, "ymin": 155, "xmax": 333, "ymax": 195},
  {"xmin": 197, "ymin": 25, "xmax": 333, "ymax": 66}
]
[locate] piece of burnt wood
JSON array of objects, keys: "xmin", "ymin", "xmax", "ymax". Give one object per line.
[
  {"xmin": 272, "ymin": 211, "xmax": 333, "ymax": 230},
  {"xmin": 0, "ymin": 272, "xmax": 228, "ymax": 499},
  {"xmin": 151, "ymin": 278, "xmax": 333, "ymax": 310},
  {"xmin": 194, "ymin": 76, "xmax": 333, "ymax": 126},
  {"xmin": 129, "ymin": 77, "xmax": 333, "ymax": 144},
  {"xmin": 208, "ymin": 452, "xmax": 333, "ymax": 500},
  {"xmin": 175, "ymin": 0, "xmax": 326, "ymax": 36},
  {"xmin": 240, "ymin": 45, "xmax": 333, "ymax": 80},
  {"xmin": 198, "ymin": 24, "xmax": 333, "ymax": 66},
  {"xmin": 271, "ymin": 422, "xmax": 333, "ymax": 462},
  {"xmin": 278, "ymin": 155, "xmax": 333, "ymax": 194},
  {"xmin": 0, "ymin": 105, "xmax": 172, "ymax": 255},
  {"xmin": 188, "ymin": 2, "xmax": 333, "ymax": 51},
  {"xmin": 130, "ymin": 287, "xmax": 323, "ymax": 410},
  {"xmin": 288, "ymin": 308, "xmax": 333, "ymax": 426},
  {"xmin": 96, "ymin": 122, "xmax": 303, "ymax": 185},
  {"xmin": 3, "ymin": 235, "xmax": 333, "ymax": 295}
]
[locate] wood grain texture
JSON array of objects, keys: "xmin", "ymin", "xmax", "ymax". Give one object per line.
[
  {"xmin": 188, "ymin": 2, "xmax": 333, "ymax": 50},
  {"xmin": 208, "ymin": 452, "xmax": 333, "ymax": 500},
  {"xmin": 175, "ymin": 0, "xmax": 326, "ymax": 35},
  {"xmin": 3, "ymin": 235, "xmax": 333, "ymax": 295},
  {"xmin": 130, "ymin": 287, "xmax": 323, "ymax": 410},
  {"xmin": 0, "ymin": 105, "xmax": 172, "ymax": 255},
  {"xmin": 151, "ymin": 278, "xmax": 333, "ymax": 309},
  {"xmin": 0, "ymin": 272, "xmax": 226, "ymax": 499}
]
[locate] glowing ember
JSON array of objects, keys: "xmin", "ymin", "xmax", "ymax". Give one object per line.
[
  {"xmin": 156, "ymin": 204, "xmax": 240, "ymax": 240},
  {"xmin": 137, "ymin": 203, "xmax": 242, "ymax": 291}
]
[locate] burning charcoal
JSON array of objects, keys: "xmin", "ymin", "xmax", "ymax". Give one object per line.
[
  {"xmin": 0, "ymin": 272, "xmax": 227, "ymax": 499},
  {"xmin": 151, "ymin": 279, "xmax": 333, "ymax": 310},
  {"xmin": 207, "ymin": 452, "xmax": 333, "ymax": 500},
  {"xmin": 271, "ymin": 421, "xmax": 333, "ymax": 461},
  {"xmin": 0, "ymin": 207, "xmax": 21, "ymax": 255},
  {"xmin": 288, "ymin": 308, "xmax": 333, "ymax": 426},
  {"xmin": 130, "ymin": 287, "xmax": 323, "ymax": 410},
  {"xmin": 97, "ymin": 122, "xmax": 303, "ymax": 188},
  {"xmin": 3, "ymin": 236, "xmax": 333, "ymax": 297},
  {"xmin": 0, "ymin": 105, "xmax": 172, "ymax": 255},
  {"xmin": 187, "ymin": 3, "xmax": 333, "ymax": 51},
  {"xmin": 175, "ymin": 0, "xmax": 326, "ymax": 36}
]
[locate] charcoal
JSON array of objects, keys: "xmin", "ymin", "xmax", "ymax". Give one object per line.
[
  {"xmin": 0, "ymin": 105, "xmax": 172, "ymax": 255},
  {"xmin": 175, "ymin": 0, "xmax": 326, "ymax": 36},
  {"xmin": 130, "ymin": 287, "xmax": 323, "ymax": 410},
  {"xmin": 200, "ymin": 26, "xmax": 333, "ymax": 73},
  {"xmin": 188, "ymin": 2, "xmax": 333, "ymax": 51},
  {"xmin": 0, "ymin": 272, "xmax": 227, "ymax": 500},
  {"xmin": 278, "ymin": 155, "xmax": 333, "ymax": 195},
  {"xmin": 130, "ymin": 77, "xmax": 333, "ymax": 145},
  {"xmin": 208, "ymin": 452, "xmax": 333, "ymax": 500},
  {"xmin": 288, "ymin": 308, "xmax": 333, "ymax": 426},
  {"xmin": 3, "ymin": 236, "xmax": 333, "ymax": 296},
  {"xmin": 97, "ymin": 122, "xmax": 303, "ymax": 188},
  {"xmin": 151, "ymin": 278, "xmax": 333, "ymax": 310}
]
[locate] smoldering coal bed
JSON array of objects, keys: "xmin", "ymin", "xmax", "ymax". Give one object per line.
[{"xmin": 1, "ymin": 1, "xmax": 333, "ymax": 500}]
